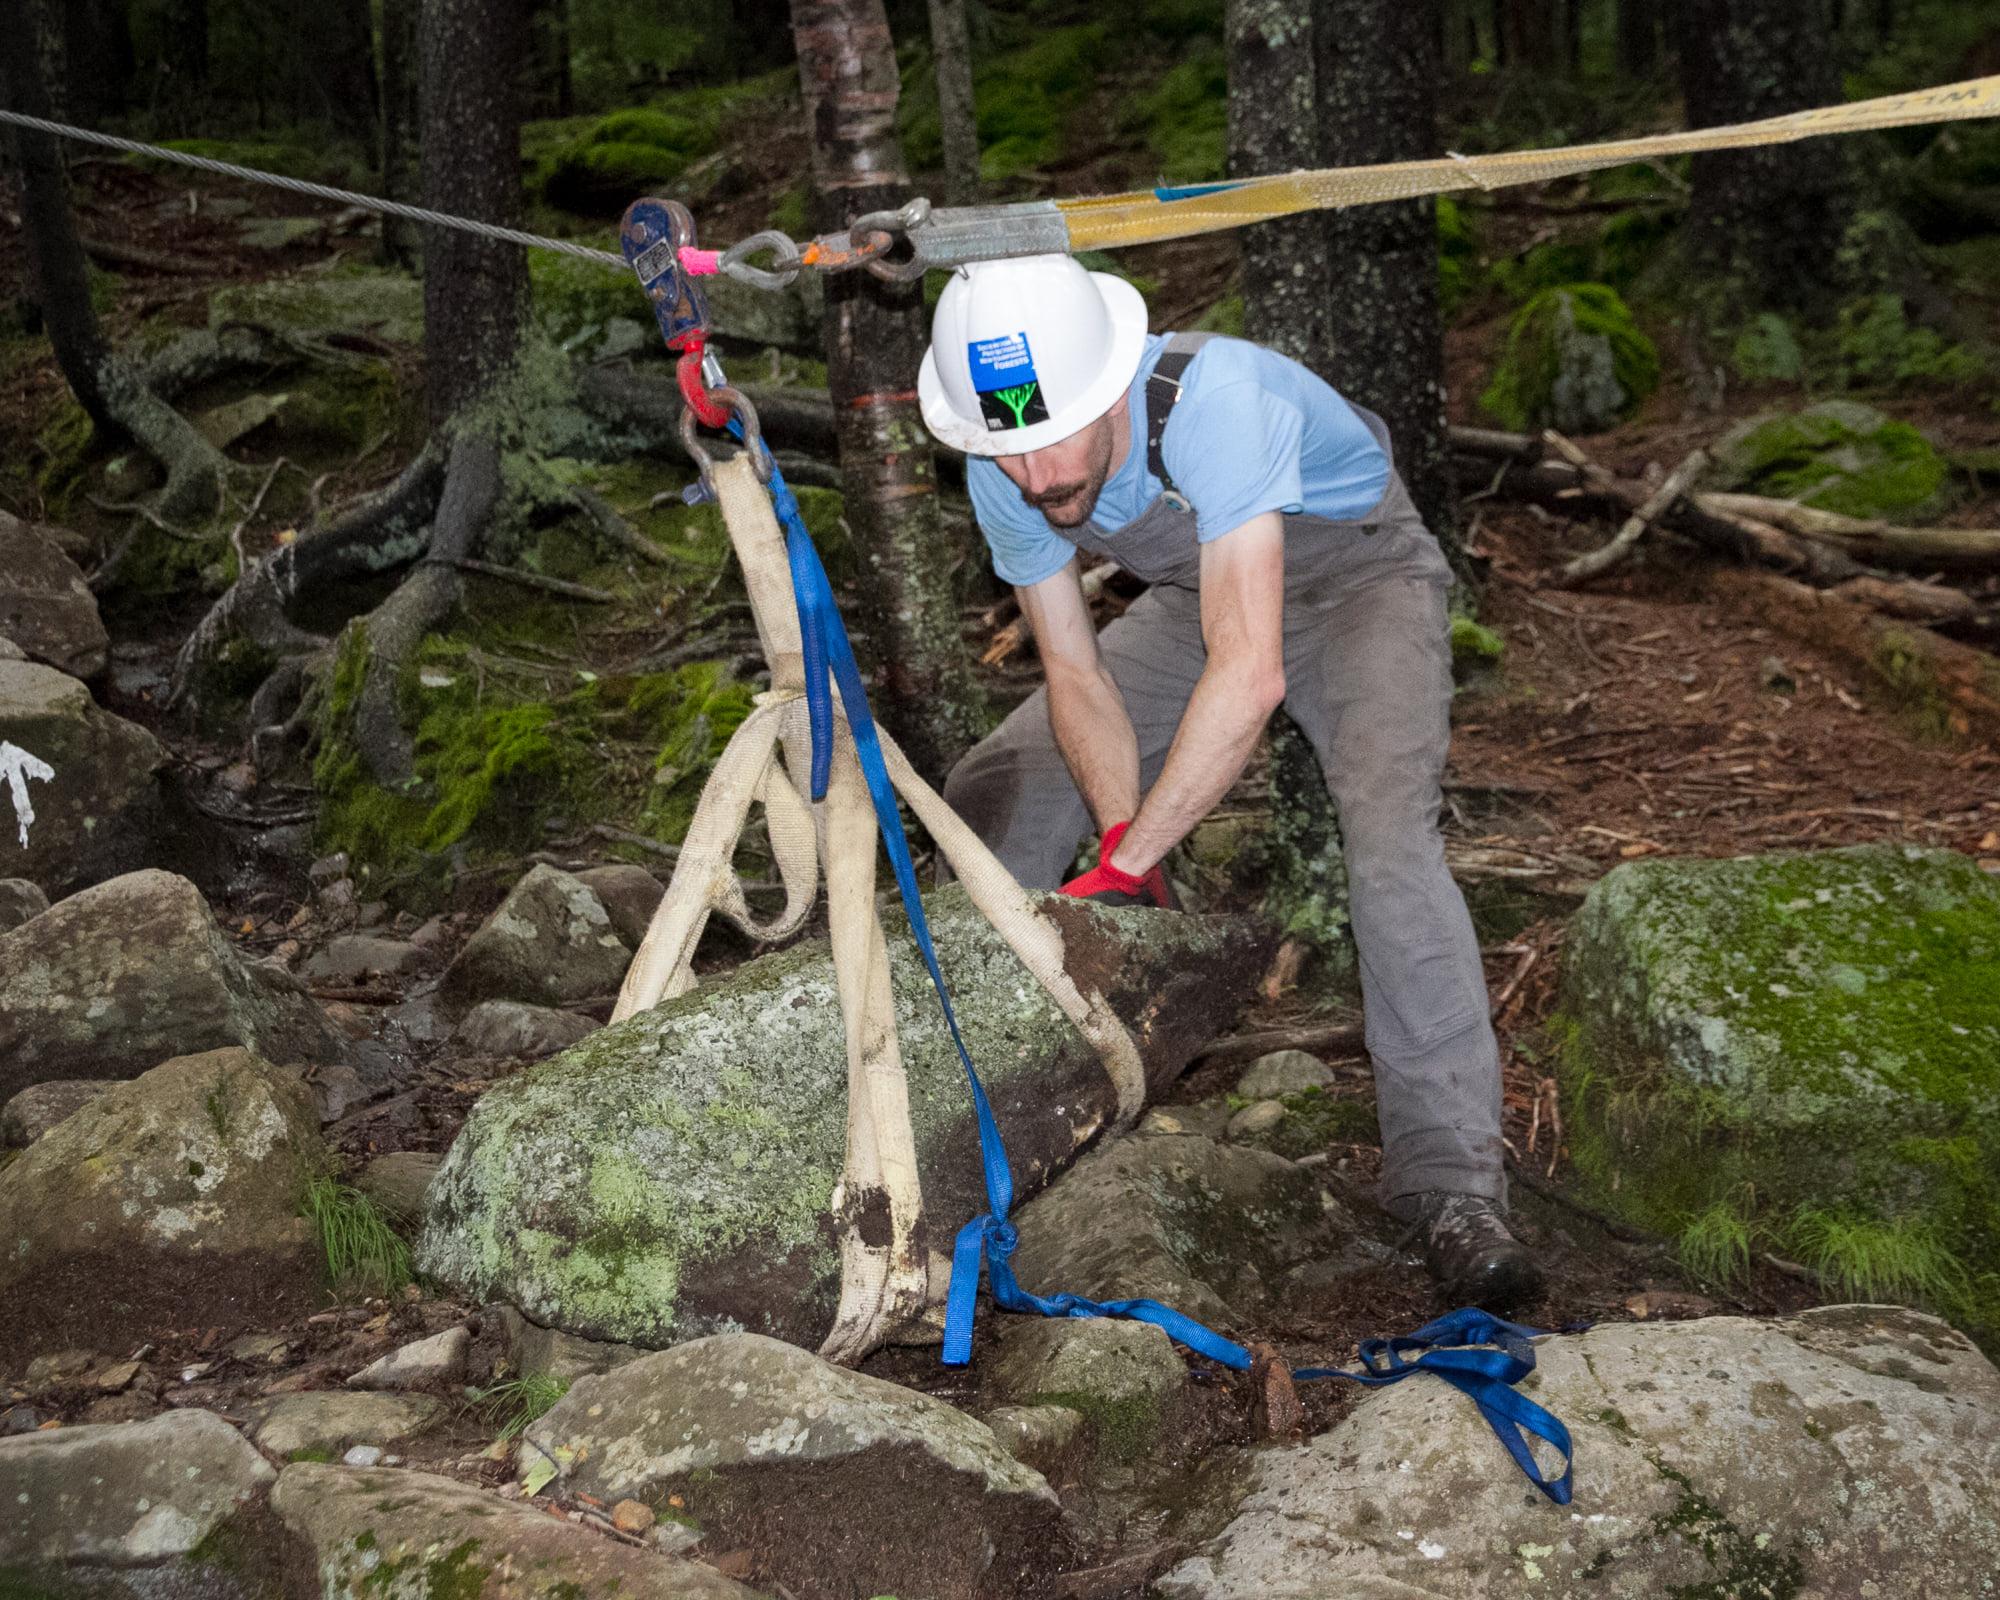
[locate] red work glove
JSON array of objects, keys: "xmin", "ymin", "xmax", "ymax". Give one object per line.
[{"xmin": 1058, "ymin": 821, "xmax": 1176, "ymax": 909}]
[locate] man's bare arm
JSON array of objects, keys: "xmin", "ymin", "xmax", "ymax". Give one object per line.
[
  {"xmin": 1019, "ymin": 559, "xmax": 1141, "ymax": 830},
  {"xmin": 1108, "ymin": 511, "xmax": 1287, "ymax": 876}
]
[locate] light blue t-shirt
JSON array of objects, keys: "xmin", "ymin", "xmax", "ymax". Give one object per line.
[{"xmin": 967, "ymin": 333, "xmax": 1392, "ymax": 587}]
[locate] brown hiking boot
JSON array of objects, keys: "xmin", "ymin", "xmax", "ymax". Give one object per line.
[{"xmin": 1403, "ymin": 1191, "xmax": 1545, "ymax": 1315}]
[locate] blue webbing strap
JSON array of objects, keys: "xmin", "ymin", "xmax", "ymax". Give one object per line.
[{"xmin": 730, "ymin": 429, "xmax": 1574, "ymax": 1506}]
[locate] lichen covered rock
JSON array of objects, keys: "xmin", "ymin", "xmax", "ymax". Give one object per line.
[
  {"xmin": 0, "ymin": 660, "xmax": 166, "ymax": 896},
  {"xmin": 272, "ymin": 1462, "xmax": 762, "ymax": 1599},
  {"xmin": 440, "ymin": 863, "xmax": 631, "ymax": 1008},
  {"xmin": 0, "ymin": 517, "xmax": 109, "ymax": 680},
  {"xmin": 1158, "ymin": 1307, "xmax": 2000, "ymax": 1599},
  {"xmin": 1479, "ymin": 282, "xmax": 1659, "ymax": 434},
  {"xmin": 0, "ymin": 1409, "xmax": 275, "ymax": 1572},
  {"xmin": 0, "ymin": 868, "xmax": 348, "ymax": 1103},
  {"xmin": 417, "ymin": 889, "xmax": 1270, "ymax": 1349},
  {"xmin": 1711, "ymin": 399, "xmax": 1948, "ymax": 521},
  {"xmin": 0, "ymin": 1047, "xmax": 329, "ymax": 1355},
  {"xmin": 1556, "ymin": 844, "xmax": 2000, "ymax": 1340},
  {"xmin": 522, "ymin": 1332, "xmax": 1056, "ymax": 1600}
]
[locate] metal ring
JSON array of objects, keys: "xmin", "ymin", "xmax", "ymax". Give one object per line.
[
  {"xmin": 850, "ymin": 197, "xmax": 933, "ymax": 282},
  {"xmin": 720, "ymin": 229, "xmax": 803, "ymax": 291},
  {"xmin": 678, "ymin": 385, "xmax": 771, "ymax": 486}
]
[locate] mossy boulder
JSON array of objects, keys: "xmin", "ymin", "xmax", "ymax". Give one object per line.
[
  {"xmin": 985, "ymin": 1317, "xmax": 1187, "ymax": 1463},
  {"xmin": 1480, "ymin": 282, "xmax": 1660, "ymax": 435},
  {"xmin": 523, "ymin": 1333, "xmax": 1056, "ymax": 1600},
  {"xmin": 210, "ymin": 271, "xmax": 425, "ymax": 346},
  {"xmin": 0, "ymin": 660, "xmax": 167, "ymax": 898},
  {"xmin": 416, "ymin": 890, "xmax": 1271, "ymax": 1349},
  {"xmin": 1710, "ymin": 399, "xmax": 1950, "ymax": 521},
  {"xmin": 271, "ymin": 1463, "xmax": 760, "ymax": 1600},
  {"xmin": 1555, "ymin": 845, "xmax": 2000, "ymax": 1342},
  {"xmin": 0, "ymin": 517, "xmax": 108, "ymax": 680},
  {"xmin": 0, "ymin": 1047, "xmax": 328, "ymax": 1357},
  {"xmin": 543, "ymin": 108, "xmax": 713, "ymax": 214},
  {"xmin": 439, "ymin": 864, "xmax": 631, "ymax": 1010}
]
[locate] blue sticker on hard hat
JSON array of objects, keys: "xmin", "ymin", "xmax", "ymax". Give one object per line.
[{"xmin": 967, "ymin": 331, "xmax": 1048, "ymax": 431}]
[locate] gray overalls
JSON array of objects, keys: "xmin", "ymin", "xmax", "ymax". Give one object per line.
[{"xmin": 943, "ymin": 332, "xmax": 1504, "ymax": 1210}]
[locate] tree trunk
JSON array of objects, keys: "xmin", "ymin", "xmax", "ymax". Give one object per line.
[
  {"xmin": 790, "ymin": 0, "xmax": 986, "ymax": 779},
  {"xmin": 63, "ymin": 0, "xmax": 134, "ymax": 120},
  {"xmin": 299, "ymin": 0, "xmax": 379, "ymax": 140},
  {"xmin": 1317, "ymin": 0, "xmax": 1463, "ymax": 568},
  {"xmin": 926, "ymin": 0, "xmax": 981, "ymax": 203},
  {"xmin": 1497, "ymin": 0, "xmax": 1558, "ymax": 69},
  {"xmin": 379, "ymin": 0, "xmax": 422, "ymax": 265},
  {"xmin": 419, "ymin": 0, "xmax": 528, "ymax": 425},
  {"xmin": 1226, "ymin": 0, "xmax": 1330, "ymax": 372},
  {"xmin": 160, "ymin": 0, "xmax": 207, "ymax": 119},
  {"xmin": 1676, "ymin": 0, "xmax": 1853, "ymax": 312},
  {"xmin": 0, "ymin": 0, "xmax": 227, "ymax": 521},
  {"xmin": 1615, "ymin": 0, "xmax": 1659, "ymax": 76}
]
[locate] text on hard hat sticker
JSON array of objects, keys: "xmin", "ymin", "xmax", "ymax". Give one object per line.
[{"xmin": 968, "ymin": 331, "xmax": 1037, "ymax": 391}]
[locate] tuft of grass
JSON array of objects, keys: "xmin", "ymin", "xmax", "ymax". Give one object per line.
[
  {"xmin": 302, "ymin": 1176, "xmax": 412, "ymax": 1298},
  {"xmin": 470, "ymin": 1374, "xmax": 571, "ymax": 1441},
  {"xmin": 1677, "ymin": 1200, "xmax": 1754, "ymax": 1286},
  {"xmin": 1787, "ymin": 1207, "xmax": 1971, "ymax": 1306}
]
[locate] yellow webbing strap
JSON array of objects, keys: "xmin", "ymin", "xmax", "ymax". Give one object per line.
[{"xmin": 1057, "ymin": 74, "xmax": 2000, "ymax": 252}]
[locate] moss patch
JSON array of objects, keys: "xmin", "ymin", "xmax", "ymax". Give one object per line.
[
  {"xmin": 1480, "ymin": 283, "xmax": 1659, "ymax": 434},
  {"xmin": 1124, "ymin": 42, "xmax": 1228, "ymax": 186},
  {"xmin": 1556, "ymin": 844, "xmax": 2000, "ymax": 1346},
  {"xmin": 901, "ymin": 24, "xmax": 1106, "ymax": 180},
  {"xmin": 1710, "ymin": 400, "xmax": 1949, "ymax": 521}
]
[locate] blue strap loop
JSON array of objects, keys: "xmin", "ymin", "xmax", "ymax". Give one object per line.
[{"xmin": 726, "ymin": 425, "xmax": 1574, "ymax": 1507}]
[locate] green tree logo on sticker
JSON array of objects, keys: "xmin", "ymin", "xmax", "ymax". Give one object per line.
[{"xmin": 979, "ymin": 379, "xmax": 1048, "ymax": 431}]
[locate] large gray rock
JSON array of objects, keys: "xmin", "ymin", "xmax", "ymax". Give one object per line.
[
  {"xmin": 418, "ymin": 889, "xmax": 1270, "ymax": 1349},
  {"xmin": 0, "ymin": 868, "xmax": 347, "ymax": 1104},
  {"xmin": 524, "ymin": 1332, "xmax": 1056, "ymax": 1600},
  {"xmin": 1008, "ymin": 1132, "xmax": 1352, "ymax": 1328},
  {"xmin": 352, "ymin": 1149, "xmax": 442, "ymax": 1226},
  {"xmin": 0, "ymin": 516, "xmax": 110, "ymax": 679},
  {"xmin": 1556, "ymin": 844, "xmax": 2000, "ymax": 1339},
  {"xmin": 986, "ymin": 1317, "xmax": 1187, "ymax": 1461},
  {"xmin": 271, "ymin": 1462, "xmax": 763, "ymax": 1599},
  {"xmin": 1235, "ymin": 1049, "xmax": 1334, "ymax": 1099},
  {"xmin": 454, "ymin": 998, "xmax": 597, "ymax": 1059},
  {"xmin": 1, "ymin": 1077, "xmax": 111, "ymax": 1146},
  {"xmin": 1159, "ymin": 1306, "xmax": 2000, "ymax": 1599},
  {"xmin": 493, "ymin": 1304, "xmax": 644, "ymax": 1383},
  {"xmin": 299, "ymin": 933, "xmax": 424, "ymax": 984},
  {"xmin": 575, "ymin": 862, "xmax": 664, "ymax": 947},
  {"xmin": 345, "ymin": 1326, "xmax": 469, "ymax": 1391},
  {"xmin": 0, "ymin": 1408, "xmax": 275, "ymax": 1568},
  {"xmin": 0, "ymin": 660, "xmax": 166, "ymax": 896},
  {"xmin": 441, "ymin": 863, "xmax": 632, "ymax": 1007},
  {"xmin": 243, "ymin": 1391, "xmax": 439, "ymax": 1460},
  {"xmin": 0, "ymin": 875, "xmax": 48, "ymax": 930},
  {"xmin": 0, "ymin": 1047, "xmax": 328, "ymax": 1356}
]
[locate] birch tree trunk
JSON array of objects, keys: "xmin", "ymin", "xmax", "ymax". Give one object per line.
[{"xmin": 790, "ymin": 0, "xmax": 986, "ymax": 779}]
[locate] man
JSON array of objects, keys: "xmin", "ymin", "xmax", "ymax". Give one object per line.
[{"xmin": 917, "ymin": 253, "xmax": 1540, "ymax": 1312}]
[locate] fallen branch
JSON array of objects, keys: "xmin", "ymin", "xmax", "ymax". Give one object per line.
[
  {"xmin": 1829, "ymin": 575, "xmax": 1982, "ymax": 626},
  {"xmin": 1706, "ymin": 567, "xmax": 2000, "ymax": 743},
  {"xmin": 572, "ymin": 486, "xmax": 670, "ymax": 567},
  {"xmin": 1556, "ymin": 447, "xmax": 1709, "ymax": 585},
  {"xmin": 1194, "ymin": 1016, "xmax": 1365, "ymax": 1064},
  {"xmin": 1698, "ymin": 492, "xmax": 2000, "ymax": 573}
]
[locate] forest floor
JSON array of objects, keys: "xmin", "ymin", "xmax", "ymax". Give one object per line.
[{"xmin": 7, "ymin": 128, "xmax": 2000, "ymax": 1596}]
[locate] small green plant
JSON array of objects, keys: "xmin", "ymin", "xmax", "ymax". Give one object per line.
[
  {"xmin": 1678, "ymin": 1200, "xmax": 1754, "ymax": 1286},
  {"xmin": 470, "ymin": 1374, "xmax": 571, "ymax": 1440},
  {"xmin": 1788, "ymin": 1207, "xmax": 1971, "ymax": 1306},
  {"xmin": 1731, "ymin": 313, "xmax": 1808, "ymax": 385},
  {"xmin": 302, "ymin": 1176, "xmax": 412, "ymax": 1297}
]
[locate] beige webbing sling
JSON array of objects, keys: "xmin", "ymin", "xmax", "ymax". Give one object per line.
[{"xmin": 611, "ymin": 455, "xmax": 1142, "ymax": 1363}]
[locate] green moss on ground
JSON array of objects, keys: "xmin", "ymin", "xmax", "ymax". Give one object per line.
[
  {"xmin": 1712, "ymin": 401, "xmax": 1949, "ymax": 521},
  {"xmin": 1555, "ymin": 845, "xmax": 2000, "ymax": 1347},
  {"xmin": 1250, "ymin": 1086, "xmax": 1380, "ymax": 1161},
  {"xmin": 1025, "ymin": 1388, "xmax": 1162, "ymax": 1463},
  {"xmin": 1124, "ymin": 42, "xmax": 1228, "ymax": 185},
  {"xmin": 1449, "ymin": 615, "xmax": 1505, "ymax": 674},
  {"xmin": 543, "ymin": 108, "xmax": 712, "ymax": 213},
  {"xmin": 1480, "ymin": 283, "xmax": 1659, "ymax": 435},
  {"xmin": 312, "ymin": 605, "xmax": 755, "ymax": 895},
  {"xmin": 901, "ymin": 24, "xmax": 1106, "ymax": 180}
]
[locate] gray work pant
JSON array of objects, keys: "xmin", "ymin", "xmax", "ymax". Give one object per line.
[{"xmin": 942, "ymin": 496, "xmax": 1504, "ymax": 1212}]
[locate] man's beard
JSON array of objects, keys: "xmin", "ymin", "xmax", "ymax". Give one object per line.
[{"xmin": 1024, "ymin": 424, "xmax": 1113, "ymax": 529}]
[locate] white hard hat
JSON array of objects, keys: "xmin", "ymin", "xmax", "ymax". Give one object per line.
[{"xmin": 917, "ymin": 254, "xmax": 1148, "ymax": 457}]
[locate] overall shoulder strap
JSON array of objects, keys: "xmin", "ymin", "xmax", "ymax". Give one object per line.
[{"xmin": 1145, "ymin": 331, "xmax": 1215, "ymax": 506}]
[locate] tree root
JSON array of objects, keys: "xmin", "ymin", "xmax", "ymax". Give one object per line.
[
  {"xmin": 348, "ymin": 433, "xmax": 501, "ymax": 786},
  {"xmin": 170, "ymin": 444, "xmax": 447, "ymax": 710}
]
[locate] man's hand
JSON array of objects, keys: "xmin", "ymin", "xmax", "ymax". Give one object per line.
[{"xmin": 1059, "ymin": 821, "xmax": 1176, "ymax": 908}]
